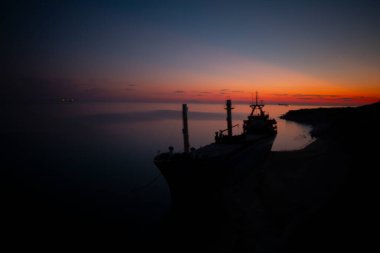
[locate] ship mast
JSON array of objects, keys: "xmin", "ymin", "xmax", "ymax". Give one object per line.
[
  {"xmin": 225, "ymin": 100, "xmax": 234, "ymax": 138},
  {"xmin": 250, "ymin": 91, "xmax": 265, "ymax": 117},
  {"xmin": 182, "ymin": 104, "xmax": 190, "ymax": 153}
]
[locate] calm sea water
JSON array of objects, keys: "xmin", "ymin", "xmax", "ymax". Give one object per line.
[{"xmin": 1, "ymin": 101, "xmax": 332, "ymax": 239}]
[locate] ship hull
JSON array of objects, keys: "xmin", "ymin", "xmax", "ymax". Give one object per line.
[{"xmin": 154, "ymin": 134, "xmax": 276, "ymax": 210}]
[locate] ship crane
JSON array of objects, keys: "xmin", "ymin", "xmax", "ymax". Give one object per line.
[
  {"xmin": 219, "ymin": 124, "xmax": 239, "ymax": 135},
  {"xmin": 215, "ymin": 124, "xmax": 239, "ymax": 143}
]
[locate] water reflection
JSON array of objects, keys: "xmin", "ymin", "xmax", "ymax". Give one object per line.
[
  {"xmin": 84, "ymin": 103, "xmax": 320, "ymax": 152},
  {"xmin": 1, "ymin": 101, "xmax": 334, "ymax": 239}
]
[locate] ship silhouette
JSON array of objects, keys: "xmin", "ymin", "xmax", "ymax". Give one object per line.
[{"xmin": 154, "ymin": 93, "xmax": 277, "ymax": 210}]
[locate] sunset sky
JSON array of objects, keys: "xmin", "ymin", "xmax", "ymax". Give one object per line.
[{"xmin": 2, "ymin": 0, "xmax": 380, "ymax": 105}]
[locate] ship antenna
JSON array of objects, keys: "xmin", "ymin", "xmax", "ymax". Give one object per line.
[{"xmin": 256, "ymin": 91, "xmax": 258, "ymax": 105}]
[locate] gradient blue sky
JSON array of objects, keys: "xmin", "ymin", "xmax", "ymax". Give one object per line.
[{"xmin": 2, "ymin": 0, "xmax": 380, "ymax": 104}]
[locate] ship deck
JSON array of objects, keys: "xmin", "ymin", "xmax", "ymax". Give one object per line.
[
  {"xmin": 192, "ymin": 143, "xmax": 240, "ymax": 158},
  {"xmin": 191, "ymin": 134, "xmax": 269, "ymax": 158}
]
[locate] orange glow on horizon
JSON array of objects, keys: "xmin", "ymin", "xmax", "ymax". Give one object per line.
[
  {"xmin": 126, "ymin": 83, "xmax": 380, "ymax": 105},
  {"xmin": 124, "ymin": 50, "xmax": 379, "ymax": 105},
  {"xmin": 131, "ymin": 86, "xmax": 380, "ymax": 106},
  {"xmin": 110, "ymin": 50, "xmax": 380, "ymax": 105}
]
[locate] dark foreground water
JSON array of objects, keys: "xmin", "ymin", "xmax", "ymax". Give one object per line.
[{"xmin": 1, "ymin": 102, "xmax": 330, "ymax": 247}]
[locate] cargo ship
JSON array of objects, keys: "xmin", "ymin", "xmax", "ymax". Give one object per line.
[{"xmin": 154, "ymin": 94, "xmax": 277, "ymax": 208}]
